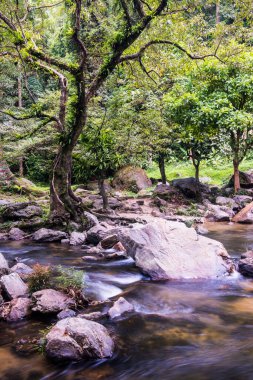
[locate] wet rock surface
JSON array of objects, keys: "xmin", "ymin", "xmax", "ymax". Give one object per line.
[
  {"xmin": 46, "ymin": 317, "xmax": 114, "ymax": 361},
  {"xmin": 32, "ymin": 289, "xmax": 75, "ymax": 313},
  {"xmin": 1, "ymin": 273, "xmax": 28, "ymax": 299},
  {"xmin": 33, "ymin": 228, "xmax": 68, "ymax": 242},
  {"xmin": 113, "ymin": 219, "xmax": 233, "ymax": 280},
  {"xmin": 108, "ymin": 297, "xmax": 134, "ymax": 319}
]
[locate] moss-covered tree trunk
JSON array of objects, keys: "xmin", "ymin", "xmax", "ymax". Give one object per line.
[{"xmin": 0, "ymin": 146, "xmax": 15, "ymax": 186}]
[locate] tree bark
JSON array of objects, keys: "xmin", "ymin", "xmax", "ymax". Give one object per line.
[
  {"xmin": 216, "ymin": 0, "xmax": 220, "ymax": 24},
  {"xmin": 233, "ymin": 159, "xmax": 240, "ymax": 193},
  {"xmin": 158, "ymin": 153, "xmax": 167, "ymax": 184},
  {"xmin": 0, "ymin": 146, "xmax": 15, "ymax": 185},
  {"xmin": 19, "ymin": 157, "xmax": 24, "ymax": 177},
  {"xmin": 98, "ymin": 176, "xmax": 109, "ymax": 210}
]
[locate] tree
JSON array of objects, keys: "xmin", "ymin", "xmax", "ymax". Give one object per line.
[{"xmin": 0, "ymin": 0, "xmax": 172, "ymax": 224}]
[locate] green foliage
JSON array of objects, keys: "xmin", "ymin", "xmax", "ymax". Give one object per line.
[
  {"xmin": 54, "ymin": 265, "xmax": 84, "ymax": 291},
  {"xmin": 27, "ymin": 264, "xmax": 51, "ymax": 293}
]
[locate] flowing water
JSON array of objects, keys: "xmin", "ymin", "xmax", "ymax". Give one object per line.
[{"xmin": 1, "ymin": 223, "xmax": 253, "ymax": 380}]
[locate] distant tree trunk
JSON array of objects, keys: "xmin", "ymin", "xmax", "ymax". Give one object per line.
[
  {"xmin": 98, "ymin": 175, "xmax": 108, "ymax": 210},
  {"xmin": 19, "ymin": 157, "xmax": 24, "ymax": 177},
  {"xmin": 158, "ymin": 153, "xmax": 167, "ymax": 184},
  {"xmin": 0, "ymin": 146, "xmax": 15, "ymax": 185},
  {"xmin": 233, "ymin": 159, "xmax": 240, "ymax": 193},
  {"xmin": 193, "ymin": 161, "xmax": 200, "ymax": 183},
  {"xmin": 216, "ymin": 0, "xmax": 220, "ymax": 24},
  {"xmin": 191, "ymin": 155, "xmax": 201, "ymax": 200},
  {"xmin": 18, "ymin": 69, "xmax": 24, "ymax": 177},
  {"xmin": 18, "ymin": 73, "xmax": 23, "ymax": 108}
]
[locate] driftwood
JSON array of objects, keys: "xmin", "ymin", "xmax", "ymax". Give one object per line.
[{"xmin": 232, "ymin": 201, "xmax": 253, "ymax": 222}]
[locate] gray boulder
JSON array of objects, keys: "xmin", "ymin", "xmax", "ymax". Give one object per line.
[
  {"xmin": 233, "ymin": 195, "xmax": 252, "ymax": 208},
  {"xmin": 1, "ymin": 202, "xmax": 42, "ymax": 221},
  {"xmin": 57, "ymin": 309, "xmax": 76, "ymax": 320},
  {"xmin": 8, "ymin": 227, "xmax": 26, "ymax": 241},
  {"xmin": 100, "ymin": 234, "xmax": 119, "ymax": 249},
  {"xmin": 86, "ymin": 224, "xmax": 111, "ymax": 245},
  {"xmin": 112, "ymin": 165, "xmax": 152, "ymax": 193},
  {"xmin": 1, "ymin": 273, "xmax": 28, "ymax": 299},
  {"xmin": 33, "ymin": 228, "xmax": 68, "ymax": 242},
  {"xmin": 238, "ymin": 258, "xmax": 253, "ymax": 277},
  {"xmin": 241, "ymin": 250, "xmax": 253, "ymax": 259},
  {"xmin": 46, "ymin": 317, "xmax": 114, "ymax": 361},
  {"xmin": 205, "ymin": 204, "xmax": 233, "ymax": 222},
  {"xmin": 0, "ymin": 297, "xmax": 32, "ymax": 321},
  {"xmin": 11, "ymin": 263, "xmax": 33, "ymax": 277},
  {"xmin": 69, "ymin": 231, "xmax": 87, "ymax": 246},
  {"xmin": 172, "ymin": 177, "xmax": 209, "ymax": 198},
  {"xmin": 153, "ymin": 183, "xmax": 171, "ymax": 200},
  {"xmin": 108, "ymin": 297, "xmax": 134, "ymax": 319},
  {"xmin": 0, "ymin": 253, "xmax": 9, "ymax": 270},
  {"xmin": 114, "ymin": 219, "xmax": 233, "ymax": 280},
  {"xmin": 215, "ymin": 196, "xmax": 237, "ymax": 208},
  {"xmin": 32, "ymin": 289, "xmax": 75, "ymax": 313}
]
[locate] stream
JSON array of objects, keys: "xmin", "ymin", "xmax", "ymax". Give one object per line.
[{"xmin": 1, "ymin": 223, "xmax": 253, "ymax": 379}]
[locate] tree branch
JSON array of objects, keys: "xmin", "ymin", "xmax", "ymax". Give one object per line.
[
  {"xmin": 119, "ymin": 39, "xmax": 224, "ymax": 63},
  {"xmin": 119, "ymin": 0, "xmax": 132, "ymax": 27},
  {"xmin": 86, "ymin": 0, "xmax": 168, "ymax": 102}
]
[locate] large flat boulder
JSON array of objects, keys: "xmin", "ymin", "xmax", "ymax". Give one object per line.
[
  {"xmin": 33, "ymin": 228, "xmax": 68, "ymax": 242},
  {"xmin": 46, "ymin": 317, "xmax": 114, "ymax": 361},
  {"xmin": 1, "ymin": 273, "xmax": 28, "ymax": 299},
  {"xmin": 112, "ymin": 166, "xmax": 151, "ymax": 193},
  {"xmin": 32, "ymin": 289, "xmax": 75, "ymax": 313},
  {"xmin": 115, "ymin": 220, "xmax": 233, "ymax": 280}
]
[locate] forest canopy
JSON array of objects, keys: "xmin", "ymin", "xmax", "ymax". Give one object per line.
[{"xmin": 1, "ymin": 0, "xmax": 253, "ymax": 223}]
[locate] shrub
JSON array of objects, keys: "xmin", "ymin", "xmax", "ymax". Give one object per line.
[
  {"xmin": 54, "ymin": 265, "xmax": 87, "ymax": 307},
  {"xmin": 27, "ymin": 264, "xmax": 51, "ymax": 293},
  {"xmin": 54, "ymin": 265, "xmax": 84, "ymax": 290}
]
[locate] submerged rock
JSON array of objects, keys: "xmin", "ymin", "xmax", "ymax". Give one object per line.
[
  {"xmin": 33, "ymin": 228, "xmax": 68, "ymax": 242},
  {"xmin": 115, "ymin": 219, "xmax": 233, "ymax": 280},
  {"xmin": 32, "ymin": 289, "xmax": 75, "ymax": 313},
  {"xmin": 108, "ymin": 297, "xmax": 134, "ymax": 319},
  {"xmin": 1, "ymin": 273, "xmax": 28, "ymax": 299},
  {"xmin": 46, "ymin": 317, "xmax": 114, "ymax": 361},
  {"xmin": 238, "ymin": 258, "xmax": 253, "ymax": 277}
]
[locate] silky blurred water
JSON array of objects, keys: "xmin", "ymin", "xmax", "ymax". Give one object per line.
[{"xmin": 0, "ymin": 223, "xmax": 253, "ymax": 380}]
